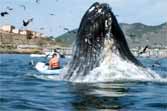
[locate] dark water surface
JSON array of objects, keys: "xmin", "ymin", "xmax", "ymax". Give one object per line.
[{"xmin": 0, "ymin": 54, "xmax": 167, "ymax": 111}]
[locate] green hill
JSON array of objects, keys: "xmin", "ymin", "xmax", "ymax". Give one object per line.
[
  {"xmin": 55, "ymin": 29, "xmax": 77, "ymax": 47},
  {"xmin": 55, "ymin": 22, "xmax": 167, "ymax": 48}
]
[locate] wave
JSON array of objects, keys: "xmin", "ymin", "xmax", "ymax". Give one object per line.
[
  {"xmin": 60, "ymin": 40, "xmax": 167, "ymax": 83},
  {"xmin": 30, "ymin": 41, "xmax": 167, "ymax": 83}
]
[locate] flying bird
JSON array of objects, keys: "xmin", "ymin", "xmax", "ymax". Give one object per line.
[
  {"xmin": 6, "ymin": 6, "xmax": 13, "ymax": 11},
  {"xmin": 138, "ymin": 45, "xmax": 149, "ymax": 55},
  {"xmin": 152, "ymin": 61, "xmax": 161, "ymax": 68},
  {"xmin": 20, "ymin": 5, "xmax": 26, "ymax": 10},
  {"xmin": 23, "ymin": 18, "xmax": 33, "ymax": 26},
  {"xmin": 50, "ymin": 13, "xmax": 55, "ymax": 16},
  {"xmin": 0, "ymin": 11, "xmax": 9, "ymax": 17},
  {"xmin": 115, "ymin": 14, "xmax": 119, "ymax": 17},
  {"xmin": 64, "ymin": 28, "xmax": 77, "ymax": 34},
  {"xmin": 35, "ymin": 0, "xmax": 40, "ymax": 3},
  {"xmin": 64, "ymin": 28, "xmax": 70, "ymax": 31},
  {"xmin": 40, "ymin": 27, "xmax": 44, "ymax": 30}
]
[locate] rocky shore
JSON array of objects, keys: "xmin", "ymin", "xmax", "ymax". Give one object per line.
[{"xmin": 0, "ymin": 31, "xmax": 57, "ymax": 54}]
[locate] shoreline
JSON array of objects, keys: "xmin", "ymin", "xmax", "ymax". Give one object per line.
[
  {"xmin": 0, "ymin": 49, "xmax": 43, "ymax": 54},
  {"xmin": 0, "ymin": 52, "xmax": 41, "ymax": 54},
  {"xmin": 1, "ymin": 46, "xmax": 167, "ymax": 58},
  {"xmin": 1, "ymin": 50, "xmax": 167, "ymax": 59}
]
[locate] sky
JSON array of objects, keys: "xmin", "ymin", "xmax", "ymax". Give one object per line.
[{"xmin": 0, "ymin": 0, "xmax": 167, "ymax": 37}]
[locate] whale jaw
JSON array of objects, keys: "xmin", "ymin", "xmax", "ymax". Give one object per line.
[{"xmin": 63, "ymin": 2, "xmax": 142, "ymax": 80}]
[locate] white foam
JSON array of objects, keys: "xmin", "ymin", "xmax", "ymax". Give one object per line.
[
  {"xmin": 64, "ymin": 39, "xmax": 167, "ymax": 83},
  {"xmin": 37, "ymin": 39, "xmax": 167, "ymax": 83},
  {"xmin": 79, "ymin": 54, "xmax": 166, "ymax": 83}
]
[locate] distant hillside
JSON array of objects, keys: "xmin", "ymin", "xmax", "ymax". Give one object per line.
[
  {"xmin": 55, "ymin": 22, "xmax": 167, "ymax": 48},
  {"xmin": 55, "ymin": 29, "xmax": 77, "ymax": 46},
  {"xmin": 0, "ymin": 32, "xmax": 57, "ymax": 47},
  {"xmin": 0, "ymin": 31, "xmax": 57, "ymax": 53},
  {"xmin": 120, "ymin": 22, "xmax": 167, "ymax": 48}
]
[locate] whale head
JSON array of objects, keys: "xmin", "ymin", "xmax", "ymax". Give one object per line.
[{"xmin": 63, "ymin": 2, "xmax": 142, "ymax": 80}]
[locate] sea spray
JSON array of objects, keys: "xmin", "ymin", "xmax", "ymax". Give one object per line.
[{"xmin": 62, "ymin": 39, "xmax": 167, "ymax": 83}]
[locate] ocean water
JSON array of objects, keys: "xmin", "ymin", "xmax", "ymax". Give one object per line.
[{"xmin": 0, "ymin": 54, "xmax": 167, "ymax": 111}]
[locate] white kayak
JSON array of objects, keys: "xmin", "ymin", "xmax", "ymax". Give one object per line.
[
  {"xmin": 30, "ymin": 54, "xmax": 46, "ymax": 57},
  {"xmin": 35, "ymin": 62, "xmax": 63, "ymax": 75}
]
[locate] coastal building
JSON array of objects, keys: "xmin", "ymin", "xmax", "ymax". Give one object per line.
[
  {"xmin": 20, "ymin": 30, "xmax": 28, "ymax": 35},
  {"xmin": 0, "ymin": 25, "xmax": 44, "ymax": 38},
  {"xmin": 12, "ymin": 29, "xmax": 20, "ymax": 34},
  {"xmin": 0, "ymin": 25, "xmax": 15, "ymax": 33},
  {"xmin": 19, "ymin": 30, "xmax": 43, "ymax": 38},
  {"xmin": 20, "ymin": 30, "xmax": 33, "ymax": 37},
  {"xmin": 32, "ymin": 31, "xmax": 43, "ymax": 38}
]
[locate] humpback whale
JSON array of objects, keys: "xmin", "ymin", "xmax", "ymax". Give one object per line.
[{"xmin": 62, "ymin": 2, "xmax": 144, "ymax": 81}]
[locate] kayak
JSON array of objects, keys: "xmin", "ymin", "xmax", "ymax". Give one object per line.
[
  {"xmin": 35, "ymin": 62, "xmax": 63, "ymax": 75},
  {"xmin": 30, "ymin": 54, "xmax": 46, "ymax": 57}
]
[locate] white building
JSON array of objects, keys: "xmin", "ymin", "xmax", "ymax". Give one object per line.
[
  {"xmin": 12, "ymin": 29, "xmax": 20, "ymax": 34},
  {"xmin": 0, "ymin": 25, "xmax": 43, "ymax": 38},
  {"xmin": 0, "ymin": 25, "xmax": 15, "ymax": 33},
  {"xmin": 20, "ymin": 30, "xmax": 27, "ymax": 35},
  {"xmin": 32, "ymin": 31, "xmax": 43, "ymax": 37}
]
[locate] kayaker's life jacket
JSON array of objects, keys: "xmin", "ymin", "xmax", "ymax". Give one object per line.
[{"xmin": 49, "ymin": 57, "xmax": 60, "ymax": 69}]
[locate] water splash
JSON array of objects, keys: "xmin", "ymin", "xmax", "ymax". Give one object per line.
[{"xmin": 61, "ymin": 39, "xmax": 167, "ymax": 83}]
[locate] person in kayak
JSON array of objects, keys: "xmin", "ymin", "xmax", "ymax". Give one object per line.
[{"xmin": 49, "ymin": 53, "xmax": 60, "ymax": 69}]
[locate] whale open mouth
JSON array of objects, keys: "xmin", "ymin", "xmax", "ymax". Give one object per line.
[{"xmin": 62, "ymin": 2, "xmax": 143, "ymax": 81}]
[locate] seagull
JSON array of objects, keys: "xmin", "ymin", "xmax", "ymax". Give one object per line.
[
  {"xmin": 35, "ymin": 0, "xmax": 40, "ymax": 3},
  {"xmin": 64, "ymin": 28, "xmax": 77, "ymax": 34},
  {"xmin": 115, "ymin": 14, "xmax": 119, "ymax": 17},
  {"xmin": 138, "ymin": 45, "xmax": 149, "ymax": 55},
  {"xmin": 20, "ymin": 5, "xmax": 26, "ymax": 10},
  {"xmin": 152, "ymin": 61, "xmax": 161, "ymax": 68},
  {"xmin": 23, "ymin": 18, "xmax": 33, "ymax": 26},
  {"xmin": 40, "ymin": 27, "xmax": 44, "ymax": 30},
  {"xmin": 50, "ymin": 13, "xmax": 55, "ymax": 16},
  {"xmin": 64, "ymin": 28, "xmax": 70, "ymax": 31},
  {"xmin": 6, "ymin": 6, "xmax": 13, "ymax": 11},
  {"xmin": 0, "ymin": 11, "xmax": 9, "ymax": 17}
]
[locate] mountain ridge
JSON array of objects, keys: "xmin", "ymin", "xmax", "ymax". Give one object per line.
[{"xmin": 55, "ymin": 22, "xmax": 167, "ymax": 48}]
